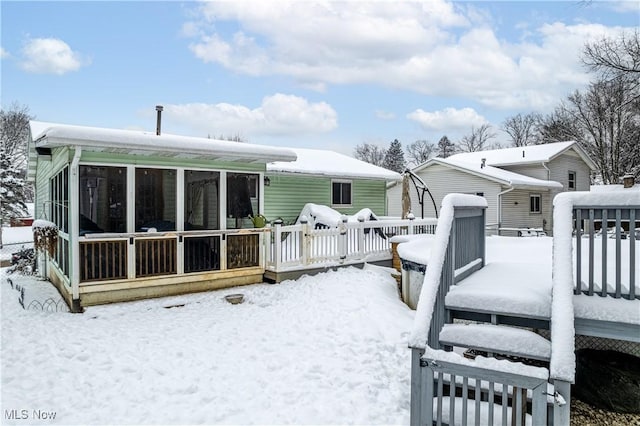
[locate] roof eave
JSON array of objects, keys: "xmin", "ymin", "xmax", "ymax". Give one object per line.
[
  {"xmin": 37, "ymin": 136, "xmax": 297, "ymax": 164},
  {"xmin": 266, "ymin": 169, "xmax": 401, "ymax": 181}
]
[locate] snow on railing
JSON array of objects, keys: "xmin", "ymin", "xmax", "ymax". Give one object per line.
[
  {"xmin": 408, "ymin": 194, "xmax": 487, "ymax": 350},
  {"xmin": 265, "ymin": 217, "xmax": 437, "ymax": 272},
  {"xmin": 551, "ymin": 190, "xmax": 640, "ymax": 383}
]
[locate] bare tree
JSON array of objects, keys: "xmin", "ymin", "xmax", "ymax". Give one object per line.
[
  {"xmin": 502, "ymin": 113, "xmax": 541, "ymax": 147},
  {"xmin": 536, "ymin": 107, "xmax": 584, "ymax": 144},
  {"xmin": 563, "ymin": 77, "xmax": 639, "ymax": 184},
  {"xmin": 353, "ymin": 143, "xmax": 386, "ymax": 166},
  {"xmin": 406, "ymin": 139, "xmax": 436, "ymax": 166},
  {"xmin": 583, "ymin": 29, "xmax": 640, "ymax": 78},
  {"xmin": 457, "ymin": 124, "xmax": 497, "ymax": 152}
]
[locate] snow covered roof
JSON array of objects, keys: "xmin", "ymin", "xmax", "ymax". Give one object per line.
[
  {"xmin": 448, "ymin": 141, "xmax": 596, "ymax": 170},
  {"xmin": 417, "ymin": 157, "xmax": 563, "ymax": 190},
  {"xmin": 28, "ymin": 120, "xmax": 297, "ymax": 166},
  {"xmin": 267, "ymin": 147, "xmax": 402, "ymax": 181}
]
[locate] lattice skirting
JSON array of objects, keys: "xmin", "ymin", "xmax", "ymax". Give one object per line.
[{"xmin": 537, "ymin": 330, "xmax": 640, "ymax": 357}]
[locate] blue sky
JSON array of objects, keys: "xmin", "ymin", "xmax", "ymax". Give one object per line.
[{"xmin": 2, "ymin": 1, "xmax": 638, "ymax": 156}]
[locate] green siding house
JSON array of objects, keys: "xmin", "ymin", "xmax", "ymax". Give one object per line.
[
  {"xmin": 26, "ymin": 120, "xmax": 399, "ymax": 311},
  {"xmin": 265, "ymin": 148, "xmax": 401, "ymax": 223}
]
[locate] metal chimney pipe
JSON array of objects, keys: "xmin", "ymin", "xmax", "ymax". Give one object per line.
[{"xmin": 155, "ymin": 105, "xmax": 163, "ymax": 136}]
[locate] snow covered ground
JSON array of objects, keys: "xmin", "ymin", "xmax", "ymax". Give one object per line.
[
  {"xmin": 1, "ymin": 232, "xmax": 637, "ymax": 424},
  {"xmin": 1, "ymin": 266, "xmax": 414, "ymax": 425}
]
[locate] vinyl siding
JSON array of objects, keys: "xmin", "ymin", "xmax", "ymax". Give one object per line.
[
  {"xmin": 264, "ymin": 174, "xmax": 387, "ymax": 223},
  {"xmin": 547, "ymin": 151, "xmax": 592, "ymax": 192},
  {"xmin": 387, "ymin": 164, "xmax": 502, "ymax": 224},
  {"xmin": 501, "ymin": 189, "xmax": 552, "ymax": 234},
  {"xmin": 499, "ymin": 164, "xmax": 548, "ymax": 181}
]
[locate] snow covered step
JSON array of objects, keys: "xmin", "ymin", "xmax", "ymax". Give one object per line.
[
  {"xmin": 445, "ymin": 262, "xmax": 552, "ymax": 321},
  {"xmin": 439, "ymin": 323, "xmax": 551, "ymax": 362}
]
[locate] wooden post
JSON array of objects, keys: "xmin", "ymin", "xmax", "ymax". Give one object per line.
[
  {"xmin": 410, "ymin": 347, "xmax": 425, "ymax": 426},
  {"xmin": 357, "ymin": 216, "xmax": 365, "ymax": 259},
  {"xmin": 300, "ymin": 216, "xmax": 309, "ymax": 266},
  {"xmin": 338, "ymin": 216, "xmax": 347, "ymax": 263},
  {"xmin": 273, "ymin": 220, "xmax": 282, "ymax": 272}
]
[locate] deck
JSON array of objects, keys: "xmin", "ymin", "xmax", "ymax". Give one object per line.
[{"xmin": 406, "ymin": 191, "xmax": 639, "ymax": 425}]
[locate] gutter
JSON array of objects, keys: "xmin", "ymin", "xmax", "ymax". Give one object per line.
[
  {"xmin": 542, "ymin": 162, "xmax": 551, "ymax": 181},
  {"xmin": 497, "ymin": 186, "xmax": 514, "ymax": 230}
]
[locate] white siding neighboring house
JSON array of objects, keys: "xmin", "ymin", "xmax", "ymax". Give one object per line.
[{"xmin": 388, "ymin": 141, "xmax": 596, "ymax": 235}]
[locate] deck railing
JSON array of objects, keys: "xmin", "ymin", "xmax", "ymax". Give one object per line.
[
  {"xmin": 78, "ymin": 229, "xmax": 264, "ymax": 283},
  {"xmin": 573, "ymin": 205, "xmax": 638, "ymax": 300},
  {"xmin": 420, "ymin": 356, "xmax": 549, "ymax": 426},
  {"xmin": 265, "ymin": 217, "xmax": 438, "ymax": 272}
]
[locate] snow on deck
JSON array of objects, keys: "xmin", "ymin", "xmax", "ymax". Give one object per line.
[
  {"xmin": 445, "ymin": 262, "xmax": 552, "ymax": 318},
  {"xmin": 402, "ymin": 235, "xmax": 639, "ymax": 324}
]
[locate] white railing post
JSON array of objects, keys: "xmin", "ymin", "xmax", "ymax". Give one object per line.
[
  {"xmin": 264, "ymin": 225, "xmax": 272, "ymax": 269},
  {"xmin": 300, "ymin": 215, "xmax": 309, "ymax": 266},
  {"xmin": 408, "ymin": 213, "xmax": 415, "ymax": 234},
  {"xmin": 357, "ymin": 215, "xmax": 366, "ymax": 258},
  {"xmin": 273, "ymin": 219, "xmax": 282, "ymax": 272},
  {"xmin": 338, "ymin": 215, "xmax": 348, "ymax": 263}
]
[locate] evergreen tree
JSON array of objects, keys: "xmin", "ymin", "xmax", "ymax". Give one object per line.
[
  {"xmin": 0, "ymin": 146, "xmax": 28, "ymax": 231},
  {"xmin": 0, "ymin": 103, "xmax": 32, "ymax": 246},
  {"xmin": 383, "ymin": 139, "xmax": 406, "ymax": 173},
  {"xmin": 437, "ymin": 135, "xmax": 455, "ymax": 158}
]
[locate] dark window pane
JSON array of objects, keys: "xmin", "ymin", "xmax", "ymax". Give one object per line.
[
  {"xmin": 135, "ymin": 168, "xmax": 176, "ymax": 231},
  {"xmin": 185, "ymin": 170, "xmax": 220, "ymax": 230},
  {"xmin": 79, "ymin": 166, "xmax": 127, "ymax": 234},
  {"xmin": 227, "ymin": 173, "xmax": 258, "ymax": 229},
  {"xmin": 332, "ymin": 181, "xmax": 351, "ymax": 205}
]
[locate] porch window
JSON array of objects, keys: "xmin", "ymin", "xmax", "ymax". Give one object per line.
[
  {"xmin": 227, "ymin": 173, "xmax": 259, "ymax": 229},
  {"xmin": 529, "ymin": 194, "xmax": 541, "ymax": 214},
  {"xmin": 185, "ymin": 170, "xmax": 220, "ymax": 230},
  {"xmin": 332, "ymin": 180, "xmax": 352, "ymax": 206},
  {"xmin": 79, "ymin": 166, "xmax": 126, "ymax": 234},
  {"xmin": 135, "ymin": 168, "xmax": 177, "ymax": 231},
  {"xmin": 50, "ymin": 167, "xmax": 69, "ymax": 234},
  {"xmin": 568, "ymin": 171, "xmax": 576, "ymax": 190}
]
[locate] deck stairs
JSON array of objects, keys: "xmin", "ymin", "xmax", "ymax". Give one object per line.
[{"xmin": 409, "ymin": 192, "xmax": 639, "ymax": 426}]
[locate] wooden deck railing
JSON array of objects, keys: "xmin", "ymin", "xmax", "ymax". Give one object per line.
[
  {"xmin": 573, "ymin": 205, "xmax": 638, "ymax": 300},
  {"xmin": 265, "ymin": 217, "xmax": 438, "ymax": 272},
  {"xmin": 79, "ymin": 239, "xmax": 127, "ymax": 282},
  {"xmin": 135, "ymin": 237, "xmax": 177, "ymax": 278},
  {"xmin": 78, "ymin": 229, "xmax": 265, "ymax": 283},
  {"xmin": 420, "ymin": 356, "xmax": 548, "ymax": 426}
]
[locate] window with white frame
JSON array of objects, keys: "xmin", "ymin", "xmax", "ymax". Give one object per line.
[
  {"xmin": 79, "ymin": 165, "xmax": 126, "ymax": 234},
  {"xmin": 568, "ymin": 171, "xmax": 576, "ymax": 190},
  {"xmin": 529, "ymin": 194, "xmax": 541, "ymax": 214},
  {"xmin": 332, "ymin": 180, "xmax": 352, "ymax": 206}
]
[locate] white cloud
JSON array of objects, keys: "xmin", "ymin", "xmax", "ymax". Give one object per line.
[
  {"xmin": 0, "ymin": 47, "xmax": 9, "ymax": 59},
  {"xmin": 20, "ymin": 37, "xmax": 88, "ymax": 75},
  {"xmin": 162, "ymin": 94, "xmax": 337, "ymax": 138},
  {"xmin": 185, "ymin": 1, "xmax": 634, "ymax": 111},
  {"xmin": 407, "ymin": 107, "xmax": 487, "ymax": 131}
]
